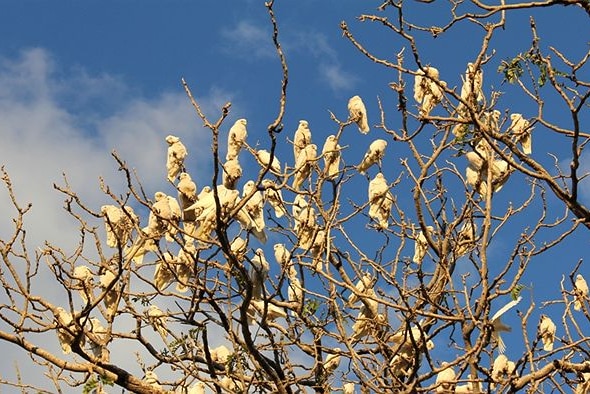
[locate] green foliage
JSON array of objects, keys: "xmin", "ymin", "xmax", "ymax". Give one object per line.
[
  {"xmin": 82, "ymin": 375, "xmax": 114, "ymax": 394},
  {"xmin": 302, "ymin": 298, "xmax": 321, "ymax": 317}
]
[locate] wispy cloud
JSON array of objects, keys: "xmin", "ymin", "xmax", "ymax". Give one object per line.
[
  {"xmin": 220, "ymin": 20, "xmax": 276, "ymax": 59},
  {"xmin": 0, "ymin": 48, "xmax": 230, "ymax": 250}
]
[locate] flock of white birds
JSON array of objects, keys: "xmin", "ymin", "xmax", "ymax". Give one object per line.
[{"xmin": 55, "ymin": 67, "xmax": 588, "ymax": 393}]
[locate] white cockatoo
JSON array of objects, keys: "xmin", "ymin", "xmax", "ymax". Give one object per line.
[
  {"xmin": 454, "ymin": 221, "xmax": 478, "ymax": 257},
  {"xmin": 435, "ymin": 362, "xmax": 457, "ymax": 393},
  {"xmin": 368, "ymin": 172, "xmax": 392, "ymax": 229},
  {"xmin": 210, "ymin": 345, "xmax": 231, "ymax": 364},
  {"xmin": 101, "ymin": 205, "xmax": 138, "ymax": 248},
  {"xmin": 262, "ymin": 179, "xmax": 287, "ymax": 218},
  {"xmin": 249, "ymin": 299, "xmax": 287, "ymax": 321},
  {"xmin": 389, "ymin": 324, "xmax": 434, "ymax": 352},
  {"xmin": 413, "ymin": 226, "xmax": 434, "ymax": 264},
  {"xmin": 176, "ymin": 242, "xmax": 196, "ymax": 292},
  {"xmin": 292, "ymin": 143, "xmax": 317, "ymax": 190},
  {"xmin": 538, "ymin": 314, "xmax": 556, "ymax": 352},
  {"xmin": 293, "ymin": 120, "xmax": 312, "ymax": 162},
  {"xmin": 226, "ymin": 118, "xmax": 248, "ymax": 161},
  {"xmin": 459, "ymin": 62, "xmax": 484, "ymax": 107},
  {"xmin": 188, "ymin": 382, "xmax": 206, "ymax": 394},
  {"xmin": 126, "ymin": 228, "xmax": 158, "ymax": 265},
  {"xmin": 153, "ymin": 252, "xmax": 176, "ymax": 292},
  {"xmin": 230, "ymin": 236, "xmax": 248, "ymax": 263},
  {"xmin": 165, "ymin": 194, "xmax": 182, "ymax": 242},
  {"xmin": 166, "ymin": 135, "xmax": 188, "ymax": 182},
  {"xmin": 73, "ymin": 265, "xmax": 94, "ymax": 304},
  {"xmin": 144, "ymin": 370, "xmax": 162, "ymax": 390},
  {"xmin": 249, "ymin": 248, "xmax": 270, "ymax": 299},
  {"xmin": 348, "ymin": 95, "xmax": 370, "ymax": 133},
  {"xmin": 347, "ymin": 272, "xmax": 373, "ymax": 306},
  {"xmin": 343, "ymin": 382, "xmax": 355, "ymax": 394},
  {"xmin": 256, "ymin": 149, "xmax": 282, "ymax": 176},
  {"xmin": 491, "ymin": 354, "xmax": 516, "ymax": 385},
  {"xmin": 310, "ymin": 229, "xmax": 327, "ymax": 272},
  {"xmin": 351, "ymin": 290, "xmax": 382, "ymax": 341},
  {"xmin": 357, "ymin": 139, "xmax": 387, "ymax": 175},
  {"xmin": 177, "ymin": 172, "xmax": 197, "ymax": 218},
  {"xmin": 294, "ymin": 205, "xmax": 317, "ymax": 243},
  {"xmin": 509, "ymin": 113, "xmax": 533, "ymax": 155},
  {"xmin": 87, "ymin": 317, "xmax": 109, "ymax": 362},
  {"xmin": 147, "ymin": 305, "xmax": 168, "ymax": 337},
  {"xmin": 99, "ymin": 270, "xmax": 120, "ymax": 320},
  {"xmin": 147, "ymin": 191, "xmax": 173, "ymax": 239},
  {"xmin": 55, "ymin": 307, "xmax": 78, "ymax": 354},
  {"xmin": 242, "ymin": 180, "xmax": 266, "ymax": 234},
  {"xmin": 288, "ymin": 270, "xmax": 304, "ymax": 314},
  {"xmin": 491, "ymin": 296, "xmax": 522, "ymax": 354},
  {"xmin": 324, "ymin": 348, "xmax": 342, "ymax": 374},
  {"xmin": 414, "ymin": 66, "xmax": 446, "ymax": 117},
  {"xmin": 465, "ymin": 140, "xmax": 510, "ymax": 196},
  {"xmin": 455, "ymin": 375, "xmax": 483, "ymax": 393},
  {"xmin": 222, "ymin": 158, "xmax": 243, "ymax": 190},
  {"xmin": 574, "ymin": 274, "xmax": 588, "ymax": 311},
  {"xmin": 292, "ymin": 194, "xmax": 308, "ymax": 231},
  {"xmin": 481, "ymin": 109, "xmax": 501, "ymax": 133},
  {"xmin": 321, "ymin": 134, "xmax": 341, "ymax": 179},
  {"xmin": 273, "ymin": 243, "xmax": 291, "ymax": 268}
]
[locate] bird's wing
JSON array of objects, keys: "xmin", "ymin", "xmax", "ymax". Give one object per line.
[{"xmin": 491, "ymin": 296, "xmax": 522, "ymax": 322}]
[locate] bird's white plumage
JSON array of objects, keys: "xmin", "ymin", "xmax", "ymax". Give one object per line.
[
  {"xmin": 226, "ymin": 118, "xmax": 248, "ymax": 161},
  {"xmin": 166, "ymin": 135, "xmax": 188, "ymax": 182},
  {"xmin": 538, "ymin": 314, "xmax": 556, "ymax": 352},
  {"xmin": 491, "ymin": 296, "xmax": 522, "ymax": 354},
  {"xmin": 358, "ymin": 139, "xmax": 387, "ymax": 175},
  {"xmin": 509, "ymin": 113, "xmax": 533, "ymax": 155},
  {"xmin": 348, "ymin": 95, "xmax": 370, "ymax": 133},
  {"xmin": 322, "ymin": 134, "xmax": 341, "ymax": 179},
  {"xmin": 293, "ymin": 120, "xmax": 312, "ymax": 162},
  {"xmin": 414, "ymin": 66, "xmax": 446, "ymax": 117},
  {"xmin": 222, "ymin": 158, "xmax": 243, "ymax": 190},
  {"xmin": 574, "ymin": 274, "xmax": 588, "ymax": 311}
]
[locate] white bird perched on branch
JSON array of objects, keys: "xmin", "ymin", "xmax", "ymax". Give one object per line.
[
  {"xmin": 509, "ymin": 113, "xmax": 533, "ymax": 155},
  {"xmin": 147, "ymin": 304, "xmax": 168, "ymax": 338},
  {"xmin": 357, "ymin": 139, "xmax": 387, "ymax": 175},
  {"xmin": 226, "ymin": 118, "xmax": 248, "ymax": 161},
  {"xmin": 249, "ymin": 248, "xmax": 270, "ymax": 299},
  {"xmin": 465, "ymin": 140, "xmax": 510, "ymax": 196},
  {"xmin": 491, "ymin": 354, "xmax": 516, "ymax": 386},
  {"xmin": 293, "ymin": 120, "xmax": 312, "ymax": 162},
  {"xmin": 143, "ymin": 370, "xmax": 162, "ymax": 390},
  {"xmin": 413, "ymin": 226, "xmax": 434, "ymax": 264},
  {"xmin": 273, "ymin": 243, "xmax": 291, "ymax": 268},
  {"xmin": 454, "ymin": 220, "xmax": 478, "ymax": 257},
  {"xmin": 210, "ymin": 345, "xmax": 231, "ymax": 364},
  {"xmin": 126, "ymin": 228, "xmax": 158, "ymax": 265},
  {"xmin": 256, "ymin": 149, "xmax": 282, "ymax": 176},
  {"xmin": 292, "ymin": 194, "xmax": 309, "ymax": 232},
  {"xmin": 455, "ymin": 374, "xmax": 483, "ymax": 393},
  {"xmin": 322, "ymin": 134, "xmax": 341, "ymax": 179},
  {"xmin": 574, "ymin": 274, "xmax": 588, "ymax": 311},
  {"xmin": 249, "ymin": 299, "xmax": 287, "ymax": 321},
  {"xmin": 147, "ymin": 191, "xmax": 175, "ymax": 239},
  {"xmin": 153, "ymin": 252, "xmax": 176, "ymax": 292},
  {"xmin": 166, "ymin": 135, "xmax": 188, "ymax": 182},
  {"xmin": 292, "ymin": 143, "xmax": 317, "ymax": 190},
  {"xmin": 101, "ymin": 205, "xmax": 139, "ymax": 248},
  {"xmin": 414, "ymin": 66, "xmax": 446, "ymax": 117},
  {"xmin": 99, "ymin": 270, "xmax": 120, "ymax": 320},
  {"xmin": 73, "ymin": 265, "xmax": 94, "ymax": 304},
  {"xmin": 230, "ymin": 236, "xmax": 248, "ymax": 263},
  {"xmin": 491, "ymin": 295, "xmax": 522, "ymax": 354},
  {"xmin": 435, "ymin": 362, "xmax": 457, "ymax": 393},
  {"xmin": 222, "ymin": 158, "xmax": 243, "ymax": 190},
  {"xmin": 459, "ymin": 62, "xmax": 484, "ymax": 108},
  {"xmin": 176, "ymin": 241, "xmax": 196, "ymax": 293},
  {"xmin": 323, "ymin": 348, "xmax": 342, "ymax": 375},
  {"xmin": 242, "ymin": 180, "xmax": 266, "ymax": 235},
  {"xmin": 368, "ymin": 172, "xmax": 393, "ymax": 229},
  {"xmin": 87, "ymin": 317, "xmax": 109, "ymax": 362},
  {"xmin": 287, "ymin": 268, "xmax": 303, "ymax": 315},
  {"xmin": 347, "ymin": 272, "xmax": 373, "ymax": 306},
  {"xmin": 187, "ymin": 382, "xmax": 206, "ymax": 394},
  {"xmin": 389, "ymin": 324, "xmax": 435, "ymax": 351},
  {"xmin": 348, "ymin": 95, "xmax": 370, "ymax": 133},
  {"xmin": 343, "ymin": 382, "xmax": 355, "ymax": 394},
  {"xmin": 55, "ymin": 307, "xmax": 81, "ymax": 354},
  {"xmin": 538, "ymin": 314, "xmax": 556, "ymax": 351},
  {"xmin": 177, "ymin": 172, "xmax": 197, "ymax": 218},
  {"xmin": 262, "ymin": 179, "xmax": 287, "ymax": 218}
]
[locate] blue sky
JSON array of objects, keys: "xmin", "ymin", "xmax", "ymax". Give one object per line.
[{"xmin": 0, "ymin": 1, "xmax": 589, "ymax": 392}]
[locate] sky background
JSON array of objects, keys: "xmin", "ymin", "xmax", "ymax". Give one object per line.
[{"xmin": 0, "ymin": 1, "xmax": 589, "ymax": 392}]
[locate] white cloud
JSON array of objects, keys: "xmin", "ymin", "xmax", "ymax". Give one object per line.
[
  {"xmin": 319, "ymin": 63, "xmax": 358, "ymax": 92},
  {"xmin": 0, "ymin": 48, "xmax": 230, "ymax": 250},
  {"xmin": 220, "ymin": 20, "xmax": 276, "ymax": 59}
]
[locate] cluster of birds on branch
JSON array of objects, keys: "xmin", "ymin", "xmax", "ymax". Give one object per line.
[{"xmin": 51, "ymin": 63, "xmax": 589, "ymax": 393}]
